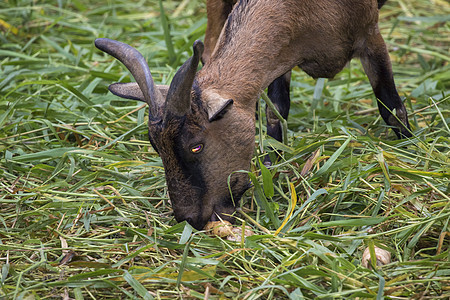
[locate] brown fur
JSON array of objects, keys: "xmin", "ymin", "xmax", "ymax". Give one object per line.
[
  {"xmin": 200, "ymin": 0, "xmax": 379, "ymax": 104},
  {"xmin": 203, "ymin": 0, "xmax": 236, "ymax": 64}
]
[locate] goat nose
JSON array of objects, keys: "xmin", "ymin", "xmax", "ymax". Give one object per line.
[
  {"xmin": 183, "ymin": 214, "xmax": 197, "ymax": 226},
  {"xmin": 185, "ymin": 217, "xmax": 194, "ymax": 225},
  {"xmin": 183, "ymin": 214, "xmax": 205, "ymax": 230}
]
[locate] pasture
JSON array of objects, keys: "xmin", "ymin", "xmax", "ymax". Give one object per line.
[{"xmin": 0, "ymin": 0, "xmax": 449, "ymax": 298}]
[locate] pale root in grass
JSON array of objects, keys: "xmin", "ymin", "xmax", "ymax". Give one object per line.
[
  {"xmin": 362, "ymin": 246, "xmax": 392, "ymax": 268},
  {"xmin": 204, "ymin": 221, "xmax": 254, "ymax": 241},
  {"xmin": 204, "ymin": 220, "xmax": 234, "ymax": 237},
  {"xmin": 226, "ymin": 226, "xmax": 254, "ymax": 242}
]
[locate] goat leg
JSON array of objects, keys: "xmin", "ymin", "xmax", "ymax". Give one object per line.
[
  {"xmin": 360, "ymin": 29, "xmax": 412, "ymax": 138},
  {"xmin": 264, "ymin": 71, "xmax": 291, "ymax": 165}
]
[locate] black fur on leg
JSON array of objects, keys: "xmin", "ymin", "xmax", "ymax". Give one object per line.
[
  {"xmin": 359, "ymin": 31, "xmax": 412, "ymax": 138},
  {"xmin": 264, "ymin": 72, "xmax": 291, "ymax": 165}
]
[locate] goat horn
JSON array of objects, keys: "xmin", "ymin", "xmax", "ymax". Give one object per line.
[
  {"xmin": 95, "ymin": 38, "xmax": 163, "ymax": 118},
  {"xmin": 165, "ymin": 40, "xmax": 204, "ymax": 118}
]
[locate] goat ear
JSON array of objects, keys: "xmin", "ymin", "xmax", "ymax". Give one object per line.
[
  {"xmin": 205, "ymin": 92, "xmax": 234, "ymax": 122},
  {"xmin": 109, "ymin": 82, "xmax": 169, "ymax": 102},
  {"xmin": 109, "ymin": 82, "xmax": 146, "ymax": 102}
]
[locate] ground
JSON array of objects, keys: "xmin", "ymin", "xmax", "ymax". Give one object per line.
[{"xmin": 0, "ymin": 0, "xmax": 449, "ymax": 299}]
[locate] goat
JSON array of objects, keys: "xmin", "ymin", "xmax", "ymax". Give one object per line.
[{"xmin": 95, "ymin": 0, "xmax": 412, "ymax": 230}]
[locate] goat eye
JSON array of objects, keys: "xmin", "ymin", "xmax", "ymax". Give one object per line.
[{"xmin": 190, "ymin": 144, "xmax": 203, "ymax": 154}]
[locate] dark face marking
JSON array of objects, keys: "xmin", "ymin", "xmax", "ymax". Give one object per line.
[{"xmin": 148, "ymin": 113, "xmax": 205, "ymax": 229}]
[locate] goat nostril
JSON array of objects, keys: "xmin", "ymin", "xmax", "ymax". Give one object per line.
[{"xmin": 185, "ymin": 217, "xmax": 194, "ymax": 225}]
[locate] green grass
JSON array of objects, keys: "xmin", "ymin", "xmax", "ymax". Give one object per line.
[{"xmin": 1, "ymin": 0, "xmax": 449, "ymax": 299}]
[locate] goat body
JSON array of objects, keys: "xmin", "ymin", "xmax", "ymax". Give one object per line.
[{"xmin": 95, "ymin": 0, "xmax": 411, "ymax": 230}]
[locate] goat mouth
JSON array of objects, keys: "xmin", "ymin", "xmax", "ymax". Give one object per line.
[
  {"xmin": 209, "ymin": 212, "xmax": 219, "ymax": 222},
  {"xmin": 208, "ymin": 209, "xmax": 236, "ymax": 224},
  {"xmin": 209, "ymin": 211, "xmax": 227, "ymax": 222},
  {"xmin": 205, "ymin": 180, "xmax": 251, "ymax": 225}
]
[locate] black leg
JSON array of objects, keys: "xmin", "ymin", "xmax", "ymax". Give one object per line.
[
  {"xmin": 264, "ymin": 72, "xmax": 291, "ymax": 164},
  {"xmin": 359, "ymin": 29, "xmax": 412, "ymax": 138}
]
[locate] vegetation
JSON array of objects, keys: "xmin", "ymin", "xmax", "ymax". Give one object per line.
[{"xmin": 0, "ymin": 0, "xmax": 449, "ymax": 298}]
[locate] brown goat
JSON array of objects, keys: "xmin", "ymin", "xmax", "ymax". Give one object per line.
[
  {"xmin": 204, "ymin": 0, "xmax": 292, "ymax": 152},
  {"xmin": 95, "ymin": 0, "xmax": 412, "ymax": 230}
]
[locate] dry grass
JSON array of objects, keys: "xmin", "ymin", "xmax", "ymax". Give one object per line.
[{"xmin": 0, "ymin": 0, "xmax": 449, "ymax": 299}]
